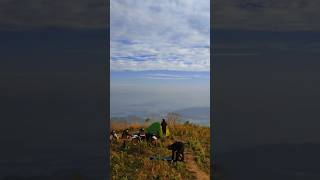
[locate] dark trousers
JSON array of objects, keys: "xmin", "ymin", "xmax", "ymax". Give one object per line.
[{"xmin": 162, "ymin": 127, "xmax": 166, "ymax": 135}]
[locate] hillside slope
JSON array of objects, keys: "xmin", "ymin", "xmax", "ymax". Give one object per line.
[{"xmin": 110, "ymin": 123, "xmax": 210, "ymax": 180}]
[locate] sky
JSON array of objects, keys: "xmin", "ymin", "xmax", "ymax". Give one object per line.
[
  {"xmin": 213, "ymin": 0, "xmax": 320, "ymax": 31},
  {"xmin": 1, "ymin": 0, "xmax": 320, "ymax": 178},
  {"xmin": 0, "ymin": 0, "xmax": 108, "ymax": 178},
  {"xmin": 0, "ymin": 0, "xmax": 319, "ymax": 31},
  {"xmin": 110, "ymin": 0, "xmax": 210, "ymax": 116}
]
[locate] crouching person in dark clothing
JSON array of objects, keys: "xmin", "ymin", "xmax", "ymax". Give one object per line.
[
  {"xmin": 167, "ymin": 141, "xmax": 185, "ymax": 162},
  {"xmin": 122, "ymin": 129, "xmax": 131, "ymax": 139}
]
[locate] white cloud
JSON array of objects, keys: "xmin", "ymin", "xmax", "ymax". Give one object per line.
[
  {"xmin": 143, "ymin": 73, "xmax": 208, "ymax": 80},
  {"xmin": 145, "ymin": 73, "xmax": 190, "ymax": 80},
  {"xmin": 214, "ymin": 0, "xmax": 320, "ymax": 31},
  {"xmin": 146, "ymin": 76, "xmax": 190, "ymax": 80},
  {"xmin": 212, "ymin": 53, "xmax": 260, "ymax": 56},
  {"xmin": 110, "ymin": 0, "xmax": 210, "ymax": 71}
]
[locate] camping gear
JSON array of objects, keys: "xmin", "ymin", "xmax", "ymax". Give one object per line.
[
  {"xmin": 150, "ymin": 134, "xmax": 158, "ymax": 147},
  {"xmin": 131, "ymin": 134, "xmax": 142, "ymax": 145},
  {"xmin": 149, "ymin": 156, "xmax": 173, "ymax": 161},
  {"xmin": 122, "ymin": 129, "xmax": 132, "ymax": 139},
  {"xmin": 139, "ymin": 128, "xmax": 146, "ymax": 140},
  {"xmin": 110, "ymin": 130, "xmax": 119, "ymax": 142},
  {"xmin": 146, "ymin": 122, "xmax": 170, "ymax": 138},
  {"xmin": 131, "ymin": 128, "xmax": 148, "ymax": 145}
]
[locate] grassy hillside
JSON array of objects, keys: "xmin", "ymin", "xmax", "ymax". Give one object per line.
[{"xmin": 110, "ymin": 122, "xmax": 210, "ymax": 180}]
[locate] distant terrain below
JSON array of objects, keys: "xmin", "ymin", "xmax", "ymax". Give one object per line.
[{"xmin": 110, "ymin": 107, "xmax": 210, "ymax": 126}]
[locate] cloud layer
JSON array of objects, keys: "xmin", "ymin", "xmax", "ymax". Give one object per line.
[
  {"xmin": 0, "ymin": 0, "xmax": 106, "ymax": 29},
  {"xmin": 1, "ymin": 0, "xmax": 320, "ymax": 31},
  {"xmin": 110, "ymin": 0, "xmax": 210, "ymax": 71},
  {"xmin": 213, "ymin": 0, "xmax": 320, "ymax": 31}
]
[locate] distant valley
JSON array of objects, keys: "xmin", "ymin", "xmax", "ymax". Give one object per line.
[{"xmin": 110, "ymin": 106, "xmax": 210, "ymax": 125}]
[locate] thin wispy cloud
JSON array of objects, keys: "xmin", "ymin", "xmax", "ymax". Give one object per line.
[
  {"xmin": 110, "ymin": 0, "xmax": 210, "ymax": 72},
  {"xmin": 147, "ymin": 73, "xmax": 189, "ymax": 80},
  {"xmin": 146, "ymin": 76, "xmax": 190, "ymax": 80},
  {"xmin": 213, "ymin": 53, "xmax": 260, "ymax": 56},
  {"xmin": 0, "ymin": 0, "xmax": 106, "ymax": 29},
  {"xmin": 214, "ymin": 0, "xmax": 320, "ymax": 31},
  {"xmin": 145, "ymin": 73, "xmax": 209, "ymax": 80}
]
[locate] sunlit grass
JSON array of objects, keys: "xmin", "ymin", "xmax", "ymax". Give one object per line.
[{"xmin": 110, "ymin": 121, "xmax": 210, "ymax": 179}]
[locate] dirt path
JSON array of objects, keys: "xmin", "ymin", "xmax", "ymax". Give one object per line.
[{"xmin": 185, "ymin": 151, "xmax": 210, "ymax": 180}]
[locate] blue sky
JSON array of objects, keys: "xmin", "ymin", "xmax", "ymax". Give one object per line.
[{"xmin": 110, "ymin": 0, "xmax": 210, "ymax": 116}]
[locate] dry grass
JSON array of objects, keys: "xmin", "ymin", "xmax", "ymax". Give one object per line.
[
  {"xmin": 110, "ymin": 121, "xmax": 210, "ymax": 180},
  {"xmin": 110, "ymin": 121, "xmax": 149, "ymax": 131}
]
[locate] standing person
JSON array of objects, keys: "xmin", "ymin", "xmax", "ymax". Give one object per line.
[{"xmin": 161, "ymin": 119, "xmax": 167, "ymax": 136}]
